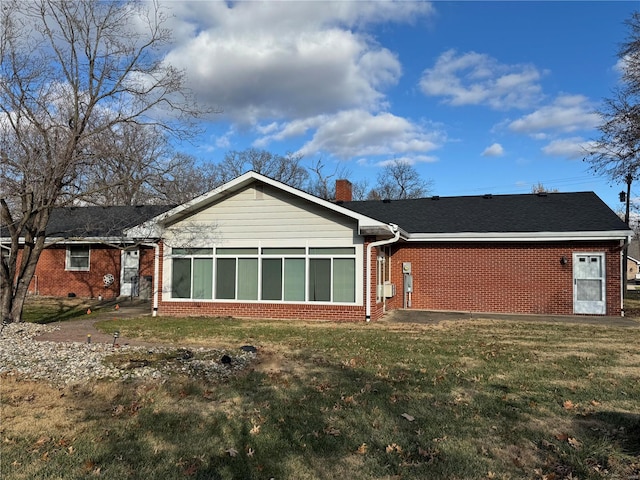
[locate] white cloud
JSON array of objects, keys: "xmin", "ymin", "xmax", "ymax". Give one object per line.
[
  {"xmin": 161, "ymin": 1, "xmax": 434, "ymax": 123},
  {"xmin": 509, "ymin": 95, "xmax": 600, "ymax": 134},
  {"xmin": 253, "ymin": 110, "xmax": 443, "ymax": 159},
  {"xmin": 541, "ymin": 137, "xmax": 594, "ymax": 159},
  {"xmin": 419, "ymin": 49, "xmax": 545, "ymax": 109},
  {"xmin": 482, "ymin": 143, "xmax": 505, "ymax": 157}
]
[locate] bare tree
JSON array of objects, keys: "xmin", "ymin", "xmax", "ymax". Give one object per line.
[
  {"xmin": 216, "ymin": 148, "xmax": 309, "ymax": 188},
  {"xmin": 368, "ymin": 159, "xmax": 432, "ymax": 200},
  {"xmin": 530, "ymin": 182, "xmax": 560, "ymax": 194},
  {"xmin": 0, "ymin": 0, "xmax": 206, "ymax": 323},
  {"xmin": 584, "ymin": 11, "xmax": 640, "ymax": 296},
  {"xmin": 80, "ymin": 124, "xmax": 221, "ymax": 206}
]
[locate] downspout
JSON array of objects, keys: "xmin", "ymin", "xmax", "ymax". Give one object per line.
[
  {"xmin": 366, "ymin": 223, "xmax": 400, "ymax": 322},
  {"xmin": 621, "ymin": 235, "xmax": 631, "ymax": 317},
  {"xmin": 140, "ymin": 242, "xmax": 160, "ymax": 317},
  {"xmin": 152, "ymin": 242, "xmax": 160, "ymax": 317}
]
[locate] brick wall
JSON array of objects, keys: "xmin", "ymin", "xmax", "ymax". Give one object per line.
[
  {"xmin": 386, "ymin": 241, "xmax": 622, "ymax": 316},
  {"xmin": 28, "ymin": 245, "xmax": 121, "ymax": 299}
]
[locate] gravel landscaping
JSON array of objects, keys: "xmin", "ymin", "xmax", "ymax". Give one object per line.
[{"xmin": 0, "ymin": 322, "xmax": 256, "ymax": 385}]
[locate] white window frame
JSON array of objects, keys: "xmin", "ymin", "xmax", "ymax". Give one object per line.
[
  {"xmin": 167, "ymin": 245, "xmax": 360, "ymax": 304},
  {"xmin": 66, "ymin": 245, "xmax": 91, "ymax": 271}
]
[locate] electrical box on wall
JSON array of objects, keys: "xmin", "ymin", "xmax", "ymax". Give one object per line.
[{"xmin": 402, "ymin": 262, "xmax": 412, "ymax": 274}]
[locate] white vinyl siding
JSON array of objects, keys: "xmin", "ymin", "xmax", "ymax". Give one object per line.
[{"xmin": 164, "ymin": 185, "xmax": 357, "ymax": 246}]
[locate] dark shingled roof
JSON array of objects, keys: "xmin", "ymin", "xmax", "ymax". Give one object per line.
[
  {"xmin": 46, "ymin": 205, "xmax": 174, "ymax": 237},
  {"xmin": 341, "ymin": 192, "xmax": 629, "ymax": 234},
  {"xmin": 1, "ymin": 205, "xmax": 174, "ymax": 239}
]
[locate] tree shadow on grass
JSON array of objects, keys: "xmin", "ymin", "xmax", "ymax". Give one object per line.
[{"xmin": 6, "ymin": 359, "xmax": 512, "ymax": 480}]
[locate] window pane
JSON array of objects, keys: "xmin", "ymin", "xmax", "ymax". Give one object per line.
[
  {"xmin": 309, "ymin": 259, "xmax": 331, "ymax": 301},
  {"xmin": 262, "ymin": 258, "xmax": 282, "ymax": 300},
  {"xmin": 262, "ymin": 248, "xmax": 305, "ymax": 255},
  {"xmin": 309, "ymin": 247, "xmax": 355, "ymax": 255},
  {"xmin": 69, "ymin": 246, "xmax": 90, "ymax": 269},
  {"xmin": 172, "ymin": 258, "xmax": 191, "ymax": 298},
  {"xmin": 172, "ymin": 248, "xmax": 213, "ymax": 256},
  {"xmin": 284, "ymin": 258, "xmax": 305, "ymax": 301},
  {"xmin": 576, "ymin": 279, "xmax": 603, "ymax": 301},
  {"xmin": 216, "ymin": 258, "xmax": 236, "ymax": 299},
  {"xmin": 193, "ymin": 258, "xmax": 213, "ymax": 299},
  {"xmin": 333, "ymin": 258, "xmax": 355, "ymax": 302},
  {"xmin": 238, "ymin": 258, "xmax": 258, "ymax": 300},
  {"xmin": 217, "ymin": 248, "xmax": 258, "ymax": 255}
]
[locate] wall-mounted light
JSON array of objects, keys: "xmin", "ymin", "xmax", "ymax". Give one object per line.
[{"xmin": 560, "ymin": 256, "xmax": 568, "ymax": 265}]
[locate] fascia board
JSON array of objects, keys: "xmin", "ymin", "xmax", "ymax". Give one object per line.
[
  {"xmin": 4, "ymin": 236, "xmax": 142, "ymax": 245},
  {"xmin": 405, "ymin": 230, "xmax": 633, "ymax": 242},
  {"xmin": 126, "ymin": 171, "xmax": 390, "ymax": 238}
]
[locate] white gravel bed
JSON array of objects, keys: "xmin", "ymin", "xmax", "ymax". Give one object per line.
[{"xmin": 0, "ymin": 322, "xmax": 255, "ymax": 385}]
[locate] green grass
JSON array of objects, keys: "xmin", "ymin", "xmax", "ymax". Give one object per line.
[{"xmin": 3, "ymin": 315, "xmax": 639, "ymax": 479}]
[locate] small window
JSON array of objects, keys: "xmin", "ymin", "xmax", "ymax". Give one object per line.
[{"xmin": 66, "ymin": 245, "xmax": 90, "ymax": 271}]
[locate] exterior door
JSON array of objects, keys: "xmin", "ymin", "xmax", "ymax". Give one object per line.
[
  {"xmin": 573, "ymin": 253, "xmax": 605, "ymax": 314},
  {"xmin": 120, "ymin": 249, "xmax": 140, "ymax": 297}
]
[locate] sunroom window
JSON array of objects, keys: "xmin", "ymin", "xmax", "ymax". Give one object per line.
[{"xmin": 170, "ymin": 246, "xmax": 357, "ymax": 303}]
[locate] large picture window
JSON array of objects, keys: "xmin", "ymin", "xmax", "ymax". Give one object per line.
[
  {"xmin": 170, "ymin": 246, "xmax": 357, "ymax": 303},
  {"xmin": 66, "ymin": 245, "xmax": 90, "ymax": 271}
]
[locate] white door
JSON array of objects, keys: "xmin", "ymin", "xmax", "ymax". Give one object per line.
[
  {"xmin": 120, "ymin": 249, "xmax": 140, "ymax": 297},
  {"xmin": 573, "ymin": 253, "xmax": 606, "ymax": 314}
]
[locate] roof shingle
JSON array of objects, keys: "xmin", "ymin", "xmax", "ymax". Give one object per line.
[{"xmin": 341, "ymin": 192, "xmax": 628, "ymax": 234}]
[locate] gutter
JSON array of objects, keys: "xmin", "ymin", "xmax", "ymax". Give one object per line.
[{"xmin": 365, "ymin": 223, "xmax": 400, "ymax": 322}]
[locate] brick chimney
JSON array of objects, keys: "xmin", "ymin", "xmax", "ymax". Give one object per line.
[{"xmin": 335, "ymin": 179, "xmax": 352, "ymax": 202}]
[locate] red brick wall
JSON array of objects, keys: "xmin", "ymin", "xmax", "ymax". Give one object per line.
[
  {"xmin": 386, "ymin": 241, "xmax": 622, "ymax": 316},
  {"xmin": 27, "ymin": 245, "xmax": 121, "ymax": 299}
]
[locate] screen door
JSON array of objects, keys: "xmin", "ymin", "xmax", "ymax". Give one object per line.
[{"xmin": 573, "ymin": 253, "xmax": 605, "ymax": 314}]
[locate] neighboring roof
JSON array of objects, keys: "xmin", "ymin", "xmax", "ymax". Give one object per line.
[
  {"xmin": 1, "ymin": 205, "xmax": 174, "ymax": 240},
  {"xmin": 342, "ymin": 192, "xmax": 631, "ymax": 241}
]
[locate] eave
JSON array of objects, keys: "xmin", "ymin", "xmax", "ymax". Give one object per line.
[{"xmin": 404, "ymin": 230, "xmax": 633, "ymax": 242}]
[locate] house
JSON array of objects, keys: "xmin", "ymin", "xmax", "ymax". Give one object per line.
[
  {"xmin": 1, "ymin": 205, "xmax": 173, "ymax": 299},
  {"xmin": 3, "ymin": 171, "xmax": 632, "ymax": 319},
  {"xmin": 626, "ymin": 240, "xmax": 640, "ymax": 283},
  {"xmin": 124, "ymin": 171, "xmax": 631, "ymax": 320}
]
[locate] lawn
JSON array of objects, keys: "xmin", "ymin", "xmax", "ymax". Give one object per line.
[{"xmin": 2, "ymin": 311, "xmax": 639, "ymax": 479}]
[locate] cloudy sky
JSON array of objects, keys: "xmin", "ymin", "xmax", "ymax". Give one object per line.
[{"xmin": 159, "ymin": 1, "xmax": 637, "ymax": 209}]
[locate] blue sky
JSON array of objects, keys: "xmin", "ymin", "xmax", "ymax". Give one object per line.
[{"xmin": 161, "ymin": 1, "xmax": 637, "ymax": 210}]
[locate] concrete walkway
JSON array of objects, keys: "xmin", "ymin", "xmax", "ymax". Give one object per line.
[
  {"xmin": 35, "ymin": 299, "xmax": 157, "ymax": 346},
  {"xmin": 386, "ymin": 309, "xmax": 640, "ymax": 327}
]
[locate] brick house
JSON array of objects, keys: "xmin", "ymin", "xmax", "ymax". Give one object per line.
[
  {"xmin": 1, "ymin": 205, "xmax": 172, "ymax": 300},
  {"xmin": 4, "ymin": 171, "xmax": 631, "ymax": 319},
  {"xmin": 125, "ymin": 171, "xmax": 631, "ymax": 320}
]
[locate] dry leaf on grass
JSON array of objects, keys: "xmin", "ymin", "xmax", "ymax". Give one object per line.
[
  {"xmin": 386, "ymin": 443, "xmax": 402, "ymax": 454},
  {"xmin": 401, "ymin": 413, "xmax": 415, "ymax": 422},
  {"xmin": 356, "ymin": 443, "xmax": 367, "ymax": 454},
  {"xmin": 568, "ymin": 437, "xmax": 581, "ymax": 449},
  {"xmin": 225, "ymin": 447, "xmax": 238, "ymax": 457},
  {"xmin": 563, "ymin": 400, "xmax": 575, "ymax": 410}
]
